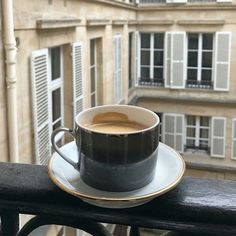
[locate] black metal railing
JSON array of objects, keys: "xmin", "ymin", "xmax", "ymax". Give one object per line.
[
  {"xmin": 139, "ymin": 78, "xmax": 164, "ymax": 87},
  {"xmin": 186, "ymin": 80, "xmax": 213, "ymax": 89},
  {"xmin": 0, "ymin": 162, "xmax": 236, "ymax": 236}
]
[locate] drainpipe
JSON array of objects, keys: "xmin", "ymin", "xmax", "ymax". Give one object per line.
[{"xmin": 2, "ymin": 0, "xmax": 19, "ymax": 163}]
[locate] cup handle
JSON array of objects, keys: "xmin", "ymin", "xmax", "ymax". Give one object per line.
[{"xmin": 51, "ymin": 127, "xmax": 78, "ymax": 169}]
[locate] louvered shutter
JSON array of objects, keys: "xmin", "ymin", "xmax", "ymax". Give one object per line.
[
  {"xmin": 31, "ymin": 49, "xmax": 51, "ymax": 165},
  {"xmin": 214, "ymin": 32, "xmax": 231, "ymax": 91},
  {"xmin": 163, "ymin": 113, "xmax": 184, "ymax": 153},
  {"xmin": 171, "ymin": 32, "xmax": 186, "ymax": 89},
  {"xmin": 72, "ymin": 43, "xmax": 83, "ymax": 124},
  {"xmin": 165, "ymin": 32, "xmax": 171, "ymax": 87},
  {"xmin": 211, "ymin": 117, "xmax": 226, "ymax": 158},
  {"xmin": 232, "ymin": 119, "xmax": 236, "ymax": 159},
  {"xmin": 135, "ymin": 31, "xmax": 140, "ymax": 85}
]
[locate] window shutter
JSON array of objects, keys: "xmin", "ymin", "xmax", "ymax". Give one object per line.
[
  {"xmin": 163, "ymin": 113, "xmax": 184, "ymax": 153},
  {"xmin": 72, "ymin": 43, "xmax": 84, "ymax": 124},
  {"xmin": 31, "ymin": 49, "xmax": 51, "ymax": 165},
  {"xmin": 135, "ymin": 31, "xmax": 140, "ymax": 85},
  {"xmin": 232, "ymin": 119, "xmax": 236, "ymax": 159},
  {"xmin": 165, "ymin": 32, "xmax": 172, "ymax": 87},
  {"xmin": 211, "ymin": 117, "xmax": 226, "ymax": 158},
  {"xmin": 170, "ymin": 32, "xmax": 186, "ymax": 89},
  {"xmin": 214, "ymin": 32, "xmax": 231, "ymax": 91}
]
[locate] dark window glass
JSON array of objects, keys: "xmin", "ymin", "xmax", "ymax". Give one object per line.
[
  {"xmin": 202, "ymin": 34, "xmax": 213, "ymax": 50},
  {"xmin": 188, "ymin": 34, "xmax": 198, "ymax": 50},
  {"xmin": 202, "ymin": 52, "xmax": 212, "ymax": 68},
  {"xmin": 141, "ymin": 34, "xmax": 151, "ymax": 49},
  {"xmin": 200, "ymin": 129, "xmax": 209, "ymax": 139},
  {"xmin": 187, "ymin": 69, "xmax": 197, "ymax": 81},
  {"xmin": 187, "ymin": 116, "xmax": 196, "ymax": 125},
  {"xmin": 154, "ymin": 68, "xmax": 163, "ymax": 79},
  {"xmin": 52, "ymin": 88, "xmax": 61, "ymax": 121},
  {"xmin": 91, "ymin": 67, "xmax": 96, "ymax": 92},
  {"xmin": 154, "ymin": 51, "xmax": 163, "ymax": 66},
  {"xmin": 51, "ymin": 47, "xmax": 61, "ymax": 80},
  {"xmin": 187, "ymin": 139, "xmax": 195, "ymax": 147},
  {"xmin": 187, "ymin": 128, "xmax": 195, "ymax": 137},
  {"xmin": 129, "ymin": 33, "xmax": 133, "ymax": 88},
  {"xmin": 200, "ymin": 117, "xmax": 209, "ymax": 126},
  {"xmin": 188, "ymin": 52, "xmax": 198, "ymax": 67},
  {"xmin": 141, "ymin": 51, "xmax": 150, "ymax": 65},
  {"xmin": 201, "ymin": 69, "xmax": 212, "ymax": 82},
  {"xmin": 53, "ymin": 120, "xmax": 61, "ymax": 131},
  {"xmin": 91, "ymin": 93, "xmax": 96, "ymax": 107},
  {"xmin": 154, "ymin": 33, "xmax": 164, "ymax": 49},
  {"xmin": 90, "ymin": 39, "xmax": 95, "ymax": 66},
  {"xmin": 141, "ymin": 67, "xmax": 150, "ymax": 78}
]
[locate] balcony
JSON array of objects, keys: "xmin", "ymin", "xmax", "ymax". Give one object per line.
[
  {"xmin": 139, "ymin": 78, "xmax": 165, "ymax": 87},
  {"xmin": 186, "ymin": 80, "xmax": 213, "ymax": 89},
  {"xmin": 0, "ymin": 162, "xmax": 236, "ymax": 236}
]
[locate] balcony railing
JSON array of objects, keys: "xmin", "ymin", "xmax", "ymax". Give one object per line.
[
  {"xmin": 186, "ymin": 80, "xmax": 213, "ymax": 89},
  {"xmin": 0, "ymin": 162, "xmax": 236, "ymax": 236},
  {"xmin": 139, "ymin": 78, "xmax": 165, "ymax": 87}
]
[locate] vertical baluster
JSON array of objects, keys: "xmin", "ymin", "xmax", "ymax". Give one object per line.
[{"xmin": 1, "ymin": 212, "xmax": 19, "ymax": 236}]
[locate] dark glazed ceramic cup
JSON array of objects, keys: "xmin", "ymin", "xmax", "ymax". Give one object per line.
[{"xmin": 51, "ymin": 105, "xmax": 160, "ymax": 192}]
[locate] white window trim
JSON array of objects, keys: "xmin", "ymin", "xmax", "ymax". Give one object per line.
[
  {"xmin": 90, "ymin": 39, "xmax": 97, "ymax": 107},
  {"xmin": 232, "ymin": 119, "xmax": 236, "ymax": 160}
]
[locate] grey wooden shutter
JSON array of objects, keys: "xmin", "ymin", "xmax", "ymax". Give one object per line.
[
  {"xmin": 171, "ymin": 32, "xmax": 186, "ymax": 89},
  {"xmin": 211, "ymin": 117, "xmax": 226, "ymax": 158},
  {"xmin": 31, "ymin": 49, "xmax": 51, "ymax": 165},
  {"xmin": 163, "ymin": 113, "xmax": 184, "ymax": 153},
  {"xmin": 232, "ymin": 119, "xmax": 236, "ymax": 159},
  {"xmin": 214, "ymin": 32, "xmax": 231, "ymax": 91},
  {"xmin": 165, "ymin": 32, "xmax": 171, "ymax": 87},
  {"xmin": 72, "ymin": 43, "xmax": 83, "ymax": 124}
]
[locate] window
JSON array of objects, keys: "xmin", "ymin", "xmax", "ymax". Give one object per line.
[
  {"xmin": 129, "ymin": 32, "xmax": 133, "ymax": 89},
  {"xmin": 139, "ymin": 33, "xmax": 164, "ymax": 86},
  {"xmin": 49, "ymin": 46, "xmax": 64, "ymax": 146},
  {"xmin": 187, "ymin": 33, "xmax": 213, "ymax": 89},
  {"xmin": 185, "ymin": 115, "xmax": 210, "ymax": 151},
  {"xmin": 156, "ymin": 113, "xmax": 162, "ymax": 142},
  {"xmin": 90, "ymin": 39, "xmax": 97, "ymax": 107}
]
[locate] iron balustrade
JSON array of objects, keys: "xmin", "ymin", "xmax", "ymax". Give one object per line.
[
  {"xmin": 186, "ymin": 80, "xmax": 213, "ymax": 89},
  {"xmin": 0, "ymin": 162, "xmax": 236, "ymax": 236},
  {"xmin": 139, "ymin": 78, "xmax": 164, "ymax": 87}
]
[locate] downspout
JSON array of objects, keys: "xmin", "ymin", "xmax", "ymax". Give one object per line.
[{"xmin": 2, "ymin": 0, "xmax": 19, "ymax": 162}]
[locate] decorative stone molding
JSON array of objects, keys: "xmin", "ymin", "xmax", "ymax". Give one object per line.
[
  {"xmin": 86, "ymin": 19, "xmax": 111, "ymax": 26},
  {"xmin": 177, "ymin": 20, "xmax": 225, "ymax": 25},
  {"xmin": 36, "ymin": 18, "xmax": 81, "ymax": 29}
]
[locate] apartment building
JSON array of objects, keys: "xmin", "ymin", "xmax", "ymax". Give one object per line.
[{"xmin": 0, "ymin": 0, "xmax": 236, "ymax": 181}]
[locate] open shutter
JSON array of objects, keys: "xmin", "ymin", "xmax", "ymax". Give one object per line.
[
  {"xmin": 163, "ymin": 113, "xmax": 184, "ymax": 153},
  {"xmin": 165, "ymin": 32, "xmax": 171, "ymax": 87},
  {"xmin": 135, "ymin": 31, "xmax": 140, "ymax": 85},
  {"xmin": 232, "ymin": 119, "xmax": 236, "ymax": 159},
  {"xmin": 211, "ymin": 117, "xmax": 226, "ymax": 158},
  {"xmin": 170, "ymin": 32, "xmax": 186, "ymax": 89},
  {"xmin": 214, "ymin": 32, "xmax": 231, "ymax": 91},
  {"xmin": 72, "ymin": 43, "xmax": 84, "ymax": 124},
  {"xmin": 31, "ymin": 49, "xmax": 51, "ymax": 165}
]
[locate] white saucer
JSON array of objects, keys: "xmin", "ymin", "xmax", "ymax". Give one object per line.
[{"xmin": 48, "ymin": 141, "xmax": 185, "ymax": 208}]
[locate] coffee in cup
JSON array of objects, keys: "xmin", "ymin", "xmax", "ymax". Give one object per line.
[{"xmin": 51, "ymin": 105, "xmax": 160, "ymax": 192}]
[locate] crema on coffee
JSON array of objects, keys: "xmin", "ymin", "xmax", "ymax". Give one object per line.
[{"xmin": 84, "ymin": 112, "xmax": 147, "ymax": 134}]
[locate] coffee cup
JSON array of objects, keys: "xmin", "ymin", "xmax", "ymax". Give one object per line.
[{"xmin": 51, "ymin": 105, "xmax": 160, "ymax": 192}]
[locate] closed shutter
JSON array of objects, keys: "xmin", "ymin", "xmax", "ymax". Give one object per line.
[
  {"xmin": 171, "ymin": 32, "xmax": 186, "ymax": 89},
  {"xmin": 214, "ymin": 32, "xmax": 231, "ymax": 91},
  {"xmin": 135, "ymin": 31, "xmax": 140, "ymax": 85},
  {"xmin": 163, "ymin": 113, "xmax": 184, "ymax": 153},
  {"xmin": 31, "ymin": 49, "xmax": 51, "ymax": 165},
  {"xmin": 165, "ymin": 32, "xmax": 171, "ymax": 87},
  {"xmin": 72, "ymin": 43, "xmax": 84, "ymax": 124},
  {"xmin": 232, "ymin": 119, "xmax": 236, "ymax": 159},
  {"xmin": 211, "ymin": 117, "xmax": 226, "ymax": 158}
]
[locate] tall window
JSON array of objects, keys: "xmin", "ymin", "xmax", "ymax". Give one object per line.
[
  {"xmin": 140, "ymin": 33, "xmax": 164, "ymax": 86},
  {"xmin": 129, "ymin": 32, "xmax": 133, "ymax": 89},
  {"xmin": 187, "ymin": 33, "xmax": 213, "ymax": 88},
  {"xmin": 49, "ymin": 46, "xmax": 64, "ymax": 145},
  {"xmin": 185, "ymin": 116, "xmax": 210, "ymax": 151},
  {"xmin": 90, "ymin": 39, "xmax": 97, "ymax": 107}
]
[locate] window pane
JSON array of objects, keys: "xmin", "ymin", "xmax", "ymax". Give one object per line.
[
  {"xmin": 187, "ymin": 116, "xmax": 196, "ymax": 125},
  {"xmin": 91, "ymin": 93, "xmax": 96, "ymax": 107},
  {"xmin": 188, "ymin": 34, "xmax": 198, "ymax": 49},
  {"xmin": 154, "ymin": 68, "xmax": 163, "ymax": 79},
  {"xmin": 141, "ymin": 50, "xmax": 150, "ymax": 65},
  {"xmin": 201, "ymin": 70, "xmax": 212, "ymax": 82},
  {"xmin": 199, "ymin": 140, "xmax": 208, "ymax": 150},
  {"xmin": 53, "ymin": 120, "xmax": 61, "ymax": 130},
  {"xmin": 141, "ymin": 34, "xmax": 150, "ymax": 48},
  {"xmin": 187, "ymin": 69, "xmax": 197, "ymax": 81},
  {"xmin": 154, "ymin": 33, "xmax": 164, "ymax": 49},
  {"xmin": 188, "ymin": 52, "xmax": 198, "ymax": 67},
  {"xmin": 52, "ymin": 88, "xmax": 61, "ymax": 121},
  {"xmin": 202, "ymin": 52, "xmax": 212, "ymax": 68},
  {"xmin": 91, "ymin": 67, "xmax": 96, "ymax": 93},
  {"xmin": 200, "ymin": 117, "xmax": 209, "ymax": 126},
  {"xmin": 90, "ymin": 39, "xmax": 95, "ymax": 66},
  {"xmin": 154, "ymin": 51, "xmax": 163, "ymax": 66},
  {"xmin": 200, "ymin": 129, "xmax": 209, "ymax": 138},
  {"xmin": 141, "ymin": 67, "xmax": 150, "ymax": 78},
  {"xmin": 51, "ymin": 47, "xmax": 61, "ymax": 80},
  {"xmin": 187, "ymin": 139, "xmax": 195, "ymax": 147},
  {"xmin": 187, "ymin": 127, "xmax": 195, "ymax": 137},
  {"xmin": 202, "ymin": 34, "xmax": 213, "ymax": 50}
]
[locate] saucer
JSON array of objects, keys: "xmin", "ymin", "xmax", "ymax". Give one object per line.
[{"xmin": 48, "ymin": 142, "xmax": 185, "ymax": 208}]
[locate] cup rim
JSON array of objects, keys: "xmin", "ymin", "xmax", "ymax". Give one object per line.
[{"xmin": 76, "ymin": 105, "xmax": 160, "ymax": 135}]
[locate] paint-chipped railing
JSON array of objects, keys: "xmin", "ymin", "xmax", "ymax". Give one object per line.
[{"xmin": 0, "ymin": 162, "xmax": 236, "ymax": 236}]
